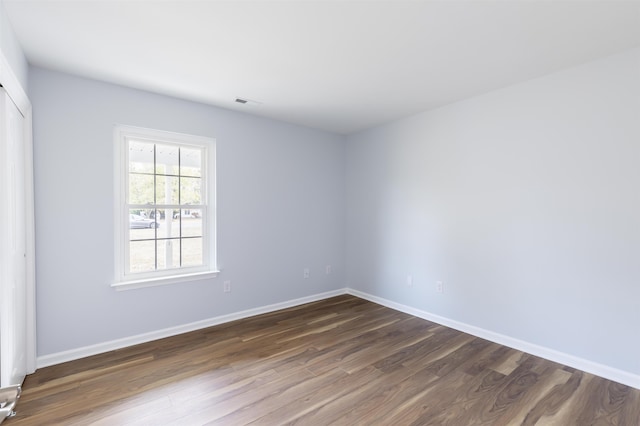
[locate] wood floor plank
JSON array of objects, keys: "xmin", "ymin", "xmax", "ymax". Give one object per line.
[
  {"xmin": 492, "ymin": 362, "xmax": 572, "ymax": 426},
  {"xmin": 520, "ymin": 370, "xmax": 584, "ymax": 425},
  {"xmin": 7, "ymin": 295, "xmax": 640, "ymax": 426},
  {"xmin": 379, "ymin": 370, "xmax": 476, "ymax": 425},
  {"xmin": 208, "ymin": 368, "xmax": 349, "ymax": 425},
  {"xmin": 289, "ymin": 364, "xmax": 418, "ymax": 425},
  {"xmin": 329, "ymin": 365, "xmax": 441, "ymax": 425},
  {"xmin": 420, "ymin": 368, "xmax": 509, "ymax": 425},
  {"xmin": 461, "ymin": 342, "xmax": 513, "ymax": 376},
  {"xmin": 248, "ymin": 366, "xmax": 384, "ymax": 426}
]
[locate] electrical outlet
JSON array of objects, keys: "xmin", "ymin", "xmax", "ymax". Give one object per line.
[
  {"xmin": 326, "ymin": 265, "xmax": 332, "ymax": 275},
  {"xmin": 304, "ymin": 268, "xmax": 310, "ymax": 279},
  {"xmin": 223, "ymin": 280, "xmax": 231, "ymax": 293},
  {"xmin": 407, "ymin": 275, "xmax": 413, "ymax": 286},
  {"xmin": 436, "ymin": 281, "xmax": 443, "ymax": 293}
]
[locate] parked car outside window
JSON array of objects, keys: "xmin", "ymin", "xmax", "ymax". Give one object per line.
[{"xmin": 129, "ymin": 214, "xmax": 159, "ymax": 229}]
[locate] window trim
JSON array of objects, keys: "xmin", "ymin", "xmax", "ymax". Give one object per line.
[{"xmin": 112, "ymin": 125, "xmax": 218, "ymax": 290}]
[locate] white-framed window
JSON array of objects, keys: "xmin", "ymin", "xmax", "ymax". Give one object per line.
[{"xmin": 112, "ymin": 125, "xmax": 218, "ymax": 290}]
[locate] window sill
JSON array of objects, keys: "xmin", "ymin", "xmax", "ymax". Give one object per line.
[{"xmin": 111, "ymin": 270, "xmax": 219, "ymax": 291}]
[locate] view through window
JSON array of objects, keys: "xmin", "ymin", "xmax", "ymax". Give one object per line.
[
  {"xmin": 114, "ymin": 126, "xmax": 216, "ymax": 285},
  {"xmin": 128, "ymin": 140, "xmax": 205, "ymax": 272}
]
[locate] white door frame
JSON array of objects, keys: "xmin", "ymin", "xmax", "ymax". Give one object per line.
[{"xmin": 0, "ymin": 51, "xmax": 36, "ymax": 375}]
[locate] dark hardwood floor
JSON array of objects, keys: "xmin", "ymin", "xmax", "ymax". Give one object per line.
[{"xmin": 8, "ymin": 295, "xmax": 640, "ymax": 425}]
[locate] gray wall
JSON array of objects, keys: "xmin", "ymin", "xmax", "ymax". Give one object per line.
[
  {"xmin": 29, "ymin": 46, "xmax": 640, "ymax": 378},
  {"xmin": 0, "ymin": 1, "xmax": 28, "ymax": 90},
  {"xmin": 30, "ymin": 67, "xmax": 346, "ymax": 356},
  {"xmin": 346, "ymin": 48, "xmax": 640, "ymax": 375}
]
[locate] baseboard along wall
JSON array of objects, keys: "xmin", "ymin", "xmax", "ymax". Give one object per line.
[
  {"xmin": 37, "ymin": 287, "xmax": 640, "ymax": 390},
  {"xmin": 36, "ymin": 289, "xmax": 345, "ymax": 369},
  {"xmin": 346, "ymin": 289, "xmax": 640, "ymax": 390}
]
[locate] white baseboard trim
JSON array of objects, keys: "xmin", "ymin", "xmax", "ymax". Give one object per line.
[
  {"xmin": 36, "ymin": 288, "xmax": 348, "ymax": 369},
  {"xmin": 37, "ymin": 287, "xmax": 640, "ymax": 390},
  {"xmin": 346, "ymin": 288, "xmax": 640, "ymax": 390}
]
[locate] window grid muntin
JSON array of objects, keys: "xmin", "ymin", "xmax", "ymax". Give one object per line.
[{"xmin": 125, "ymin": 137, "xmax": 206, "ymax": 276}]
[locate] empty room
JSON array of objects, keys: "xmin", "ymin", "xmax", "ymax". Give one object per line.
[{"xmin": 0, "ymin": 0, "xmax": 639, "ymax": 424}]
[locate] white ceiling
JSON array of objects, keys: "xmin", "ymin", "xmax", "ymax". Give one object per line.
[{"xmin": 4, "ymin": 0, "xmax": 640, "ymax": 134}]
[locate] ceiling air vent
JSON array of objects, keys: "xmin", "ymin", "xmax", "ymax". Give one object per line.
[{"xmin": 235, "ymin": 97, "xmax": 262, "ymax": 107}]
